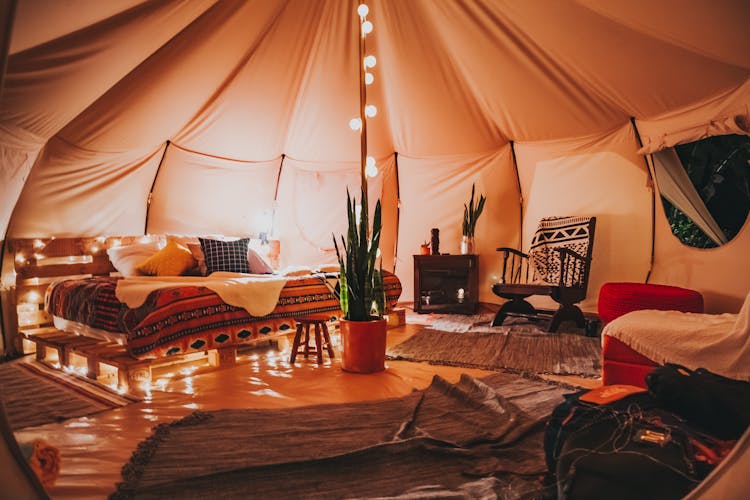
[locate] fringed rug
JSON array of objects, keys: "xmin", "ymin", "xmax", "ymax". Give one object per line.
[
  {"xmin": 0, "ymin": 359, "xmax": 140, "ymax": 430},
  {"xmin": 113, "ymin": 372, "xmax": 567, "ymax": 499},
  {"xmin": 387, "ymin": 313, "xmax": 601, "ymax": 378}
]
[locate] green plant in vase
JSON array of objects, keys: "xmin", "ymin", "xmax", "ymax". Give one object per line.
[
  {"xmin": 333, "ymin": 188, "xmax": 385, "ymax": 322},
  {"xmin": 461, "ymin": 183, "xmax": 486, "ymax": 254},
  {"xmin": 332, "ymin": 188, "xmax": 387, "ymax": 373}
]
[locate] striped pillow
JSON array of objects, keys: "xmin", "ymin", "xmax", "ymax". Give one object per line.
[{"xmin": 199, "ymin": 238, "xmax": 251, "ymax": 274}]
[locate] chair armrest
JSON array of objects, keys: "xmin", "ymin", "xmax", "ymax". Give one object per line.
[
  {"xmin": 495, "ymin": 247, "xmax": 529, "ymax": 259},
  {"xmin": 556, "ymin": 247, "xmax": 591, "ymax": 263},
  {"xmin": 554, "ymin": 247, "xmax": 592, "ymax": 289}
]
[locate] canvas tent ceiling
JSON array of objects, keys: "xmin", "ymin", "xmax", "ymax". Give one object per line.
[{"xmin": 1, "ymin": 0, "xmax": 749, "ymax": 313}]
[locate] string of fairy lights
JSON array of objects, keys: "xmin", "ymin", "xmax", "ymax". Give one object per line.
[{"xmin": 349, "ymin": 2, "xmax": 379, "ymax": 180}]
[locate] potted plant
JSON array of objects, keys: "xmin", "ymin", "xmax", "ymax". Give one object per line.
[
  {"xmin": 333, "ymin": 188, "xmax": 387, "ymax": 373},
  {"xmin": 461, "ymin": 183, "xmax": 486, "ymax": 254}
]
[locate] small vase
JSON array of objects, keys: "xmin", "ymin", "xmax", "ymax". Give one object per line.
[{"xmin": 460, "ymin": 235, "xmax": 475, "ymax": 255}]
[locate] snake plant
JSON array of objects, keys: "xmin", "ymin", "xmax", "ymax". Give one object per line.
[{"xmin": 333, "ymin": 188, "xmax": 385, "ymax": 321}]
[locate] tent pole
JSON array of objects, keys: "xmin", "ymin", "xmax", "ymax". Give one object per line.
[
  {"xmin": 143, "ymin": 141, "xmax": 170, "ymax": 235},
  {"xmin": 392, "ymin": 152, "xmax": 400, "ymax": 274},
  {"xmin": 0, "ymin": 0, "xmax": 18, "ymax": 356},
  {"xmin": 509, "ymin": 141, "xmax": 523, "ymax": 248},
  {"xmin": 630, "ymin": 117, "xmax": 655, "ymax": 283},
  {"xmin": 270, "ymin": 153, "xmax": 284, "ymax": 238},
  {"xmin": 0, "ymin": 0, "xmax": 16, "ymax": 98}
]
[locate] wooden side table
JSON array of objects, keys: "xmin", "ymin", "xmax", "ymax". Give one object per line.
[{"xmin": 413, "ymin": 254, "xmax": 478, "ymax": 314}]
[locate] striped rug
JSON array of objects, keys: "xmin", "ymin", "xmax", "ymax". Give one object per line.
[
  {"xmin": 387, "ymin": 314, "xmax": 601, "ymax": 378},
  {"xmin": 0, "ymin": 359, "xmax": 140, "ymax": 430}
]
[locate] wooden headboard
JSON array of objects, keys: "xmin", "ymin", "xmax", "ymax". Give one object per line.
[{"xmin": 1, "ymin": 236, "xmax": 151, "ymax": 355}]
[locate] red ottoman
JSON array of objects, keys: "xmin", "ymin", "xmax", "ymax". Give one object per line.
[
  {"xmin": 599, "ymin": 282, "xmax": 704, "ymax": 388},
  {"xmin": 598, "ymin": 282, "xmax": 704, "ymax": 324}
]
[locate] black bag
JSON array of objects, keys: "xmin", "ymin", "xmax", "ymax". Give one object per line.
[
  {"xmin": 646, "ymin": 363, "xmax": 750, "ymax": 440},
  {"xmin": 545, "ymin": 390, "xmax": 727, "ymax": 500}
]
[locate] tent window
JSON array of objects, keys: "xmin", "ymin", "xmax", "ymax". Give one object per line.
[{"xmin": 658, "ymin": 134, "xmax": 750, "ymax": 248}]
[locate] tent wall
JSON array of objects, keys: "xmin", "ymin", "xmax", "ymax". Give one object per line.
[
  {"xmin": 514, "ymin": 125, "xmax": 653, "ymax": 312},
  {"xmin": 635, "ymin": 80, "xmax": 750, "ymax": 313},
  {"xmin": 1, "ymin": 0, "xmax": 749, "ymax": 355},
  {"xmin": 395, "ymin": 147, "xmax": 519, "ymax": 305}
]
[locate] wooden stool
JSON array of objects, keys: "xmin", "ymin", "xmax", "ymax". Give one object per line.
[{"xmin": 289, "ymin": 315, "xmax": 335, "ymax": 364}]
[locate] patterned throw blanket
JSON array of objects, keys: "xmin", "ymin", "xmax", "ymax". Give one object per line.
[{"xmin": 529, "ymin": 216, "xmax": 594, "ymax": 286}]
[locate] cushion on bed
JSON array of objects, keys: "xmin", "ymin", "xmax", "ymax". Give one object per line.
[
  {"xmin": 199, "ymin": 237, "xmax": 251, "ymax": 274},
  {"xmin": 248, "ymin": 248, "xmax": 273, "ymax": 274},
  {"xmin": 137, "ymin": 239, "xmax": 197, "ymax": 276},
  {"xmin": 107, "ymin": 241, "xmax": 163, "ymax": 276}
]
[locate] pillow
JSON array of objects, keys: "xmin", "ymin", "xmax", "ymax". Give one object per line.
[
  {"xmin": 137, "ymin": 239, "xmax": 197, "ymax": 276},
  {"xmin": 106, "ymin": 241, "xmax": 162, "ymax": 276},
  {"xmin": 315, "ymin": 263, "xmax": 340, "ymax": 273},
  {"xmin": 184, "ymin": 242, "xmax": 206, "ymax": 276},
  {"xmin": 199, "ymin": 237, "xmax": 251, "ymax": 274},
  {"xmin": 248, "ymin": 248, "xmax": 273, "ymax": 274}
]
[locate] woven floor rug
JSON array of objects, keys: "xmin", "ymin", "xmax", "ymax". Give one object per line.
[
  {"xmin": 113, "ymin": 372, "xmax": 567, "ymax": 499},
  {"xmin": 388, "ymin": 313, "xmax": 601, "ymax": 378},
  {"xmin": 0, "ymin": 359, "xmax": 140, "ymax": 430}
]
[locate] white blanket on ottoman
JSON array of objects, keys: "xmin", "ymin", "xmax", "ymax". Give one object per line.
[{"xmin": 602, "ymin": 292, "xmax": 750, "ymax": 381}]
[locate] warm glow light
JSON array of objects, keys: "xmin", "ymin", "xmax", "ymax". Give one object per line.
[
  {"xmin": 363, "ymin": 55, "xmax": 376, "ymax": 68},
  {"xmin": 25, "ymin": 291, "xmax": 42, "ymax": 303},
  {"xmin": 365, "ymin": 156, "xmax": 378, "ymax": 178},
  {"xmin": 357, "ymin": 4, "xmax": 369, "ymax": 17},
  {"xmin": 349, "ymin": 117, "xmax": 362, "ymax": 131},
  {"xmin": 33, "ymin": 253, "xmax": 44, "ymax": 260},
  {"xmin": 33, "ymin": 239, "xmax": 44, "ymax": 249},
  {"xmin": 90, "ymin": 245, "xmax": 100, "ymax": 254},
  {"xmin": 15, "ymin": 253, "xmax": 25, "ymax": 264},
  {"xmin": 110, "ymin": 238, "xmax": 122, "ymax": 248},
  {"xmin": 361, "ymin": 20, "xmax": 373, "ymax": 35},
  {"xmin": 365, "ymin": 72, "xmax": 374, "ymax": 85},
  {"xmin": 96, "ymin": 236, "xmax": 106, "ymax": 243},
  {"xmin": 365, "ymin": 105, "xmax": 377, "ymax": 117}
]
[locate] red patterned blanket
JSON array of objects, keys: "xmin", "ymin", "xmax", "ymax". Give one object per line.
[{"xmin": 47, "ymin": 272, "xmax": 402, "ymax": 359}]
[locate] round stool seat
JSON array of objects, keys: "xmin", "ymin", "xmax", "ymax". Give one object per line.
[{"xmin": 598, "ymin": 282, "xmax": 704, "ymax": 324}]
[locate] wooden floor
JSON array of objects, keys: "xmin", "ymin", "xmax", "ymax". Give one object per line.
[{"xmin": 12, "ymin": 311, "xmax": 601, "ymax": 499}]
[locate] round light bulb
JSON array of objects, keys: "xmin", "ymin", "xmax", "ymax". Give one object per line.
[
  {"xmin": 349, "ymin": 117, "xmax": 362, "ymax": 131},
  {"xmin": 366, "ymin": 156, "xmax": 376, "ymax": 167},
  {"xmin": 361, "ymin": 21, "xmax": 373, "ymax": 35},
  {"xmin": 364, "ymin": 72, "xmax": 374, "ymax": 85},
  {"xmin": 365, "ymin": 163, "xmax": 379, "ymax": 178},
  {"xmin": 357, "ymin": 4, "xmax": 369, "ymax": 17},
  {"xmin": 365, "ymin": 105, "xmax": 377, "ymax": 118},
  {"xmin": 363, "ymin": 55, "xmax": 377, "ymax": 68}
]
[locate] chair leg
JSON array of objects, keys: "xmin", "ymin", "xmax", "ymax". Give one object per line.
[
  {"xmin": 548, "ymin": 304, "xmax": 585, "ymax": 333},
  {"xmin": 303, "ymin": 323, "xmax": 311, "ymax": 358},
  {"xmin": 491, "ymin": 310, "xmax": 507, "ymax": 327},
  {"xmin": 314, "ymin": 322, "xmax": 324, "ymax": 364},
  {"xmin": 322, "ymin": 323, "xmax": 335, "ymax": 358},
  {"xmin": 290, "ymin": 323, "xmax": 303, "ymax": 363}
]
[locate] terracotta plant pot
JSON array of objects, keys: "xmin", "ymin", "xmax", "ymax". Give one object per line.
[{"xmin": 340, "ymin": 318, "xmax": 387, "ymax": 373}]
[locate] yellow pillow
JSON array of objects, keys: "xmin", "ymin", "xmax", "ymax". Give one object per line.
[{"xmin": 137, "ymin": 240, "xmax": 197, "ymax": 276}]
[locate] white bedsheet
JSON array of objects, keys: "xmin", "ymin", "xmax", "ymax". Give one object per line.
[
  {"xmin": 602, "ymin": 291, "xmax": 750, "ymax": 381},
  {"xmin": 115, "ymin": 272, "xmax": 288, "ymax": 317}
]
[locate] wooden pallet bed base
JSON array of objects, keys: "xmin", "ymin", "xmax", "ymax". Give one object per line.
[{"xmin": 21, "ymin": 327, "xmax": 280, "ymax": 394}]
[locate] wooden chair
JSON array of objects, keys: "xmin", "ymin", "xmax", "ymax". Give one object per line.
[{"xmin": 491, "ymin": 216, "xmax": 596, "ymax": 332}]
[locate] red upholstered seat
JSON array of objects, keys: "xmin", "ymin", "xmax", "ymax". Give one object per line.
[
  {"xmin": 601, "ymin": 336, "xmax": 658, "ymax": 387},
  {"xmin": 599, "ymin": 282, "xmax": 703, "ymax": 388},
  {"xmin": 598, "ymin": 282, "xmax": 704, "ymax": 324}
]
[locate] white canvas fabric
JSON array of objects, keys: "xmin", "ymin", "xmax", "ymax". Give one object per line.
[{"xmin": 0, "ymin": 0, "xmax": 749, "ymax": 313}]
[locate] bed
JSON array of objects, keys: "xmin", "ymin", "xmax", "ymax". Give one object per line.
[{"xmin": 45, "ymin": 271, "xmax": 402, "ymax": 360}]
